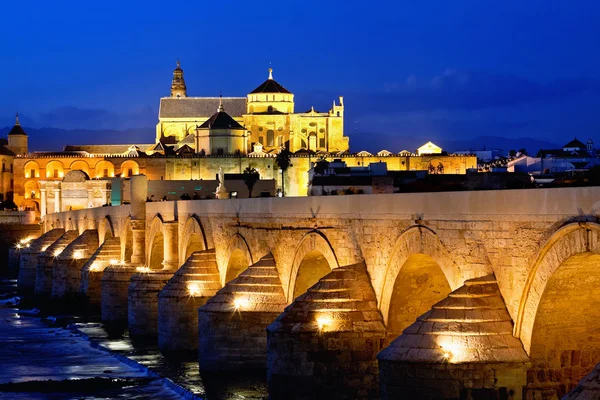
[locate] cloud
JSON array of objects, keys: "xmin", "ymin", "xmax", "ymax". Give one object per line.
[{"xmin": 299, "ymin": 70, "xmax": 600, "ymax": 116}]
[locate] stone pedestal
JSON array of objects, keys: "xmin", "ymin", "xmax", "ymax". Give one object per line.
[
  {"xmin": 101, "ymin": 265, "xmax": 137, "ymax": 324},
  {"xmin": 18, "ymin": 228, "xmax": 64, "ymax": 291},
  {"xmin": 80, "ymin": 237, "xmax": 122, "ymax": 306},
  {"xmin": 267, "ymin": 262, "xmax": 386, "ymax": 400},
  {"xmin": 51, "ymin": 230, "xmax": 98, "ymax": 298},
  {"xmin": 378, "ymin": 275, "xmax": 530, "ymax": 400},
  {"xmin": 128, "ymin": 270, "xmax": 175, "ymax": 337},
  {"xmin": 158, "ymin": 250, "xmax": 221, "ymax": 354},
  {"xmin": 34, "ymin": 230, "xmax": 79, "ymax": 296},
  {"xmin": 215, "ymin": 190, "xmax": 229, "ymax": 200},
  {"xmin": 198, "ymin": 253, "xmax": 287, "ymax": 370}
]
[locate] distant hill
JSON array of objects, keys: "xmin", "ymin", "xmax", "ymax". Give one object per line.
[
  {"xmin": 0, "ymin": 126, "xmax": 561, "ymax": 156},
  {"xmin": 349, "ymin": 132, "xmax": 561, "ymax": 156},
  {"xmin": 0, "ymin": 127, "xmax": 155, "ymax": 151}
]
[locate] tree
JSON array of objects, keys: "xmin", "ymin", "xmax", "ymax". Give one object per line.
[
  {"xmin": 518, "ymin": 148, "xmax": 528, "ymax": 156},
  {"xmin": 509, "ymin": 149, "xmax": 517, "ymax": 157},
  {"xmin": 276, "ymin": 147, "xmax": 292, "ymax": 196},
  {"xmin": 242, "ymin": 167, "xmax": 260, "ymax": 198}
]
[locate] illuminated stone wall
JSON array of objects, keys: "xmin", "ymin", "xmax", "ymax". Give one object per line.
[{"xmin": 31, "ymin": 186, "xmax": 600, "ymax": 399}]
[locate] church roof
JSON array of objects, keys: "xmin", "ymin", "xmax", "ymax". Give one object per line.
[
  {"xmin": 0, "ymin": 145, "xmax": 15, "ymax": 156},
  {"xmin": 159, "ymin": 97, "xmax": 246, "ymax": 119},
  {"xmin": 250, "ymin": 68, "xmax": 291, "ymax": 94},
  {"xmin": 198, "ymin": 110, "xmax": 246, "ymax": 130},
  {"xmin": 250, "ymin": 79, "xmax": 291, "ymax": 94},
  {"xmin": 8, "ymin": 114, "xmax": 26, "ymax": 136},
  {"xmin": 563, "ymin": 138, "xmax": 586, "ymax": 149}
]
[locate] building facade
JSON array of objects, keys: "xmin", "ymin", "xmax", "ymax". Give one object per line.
[
  {"xmin": 5, "ymin": 62, "xmax": 476, "ymax": 217},
  {"xmin": 156, "ymin": 64, "xmax": 348, "ymax": 154}
]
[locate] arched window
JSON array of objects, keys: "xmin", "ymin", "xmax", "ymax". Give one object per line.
[
  {"xmin": 267, "ymin": 105, "xmax": 273, "ymax": 113},
  {"xmin": 267, "ymin": 130, "xmax": 275, "ymax": 147},
  {"xmin": 45, "ymin": 160, "xmax": 65, "ymax": 179}
]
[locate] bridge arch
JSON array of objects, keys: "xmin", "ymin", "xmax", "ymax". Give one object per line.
[
  {"xmin": 147, "ymin": 214, "xmax": 165, "ymax": 269},
  {"xmin": 516, "ymin": 222, "xmax": 600, "ymax": 353},
  {"xmin": 515, "ymin": 222, "xmax": 600, "ymax": 397},
  {"xmin": 379, "ymin": 226, "xmax": 460, "ymax": 334},
  {"xmin": 120, "ymin": 217, "xmax": 133, "ymax": 263},
  {"xmin": 181, "ymin": 215, "xmax": 208, "ymax": 262},
  {"xmin": 223, "ymin": 233, "xmax": 253, "ymax": 284},
  {"xmin": 286, "ymin": 230, "xmax": 339, "ymax": 303},
  {"xmin": 98, "ymin": 216, "xmax": 114, "ymax": 245}
]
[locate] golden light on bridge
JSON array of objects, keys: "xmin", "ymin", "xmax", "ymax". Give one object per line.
[
  {"xmin": 233, "ymin": 297, "xmax": 250, "ymax": 311},
  {"xmin": 41, "ymin": 246, "xmax": 48, "ymax": 252},
  {"xmin": 437, "ymin": 339, "xmax": 463, "ymax": 363},
  {"xmin": 188, "ymin": 282, "xmax": 200, "ymax": 296},
  {"xmin": 316, "ymin": 315, "xmax": 334, "ymax": 332},
  {"xmin": 89, "ymin": 262, "xmax": 102, "ymax": 272},
  {"xmin": 136, "ymin": 266, "xmax": 151, "ymax": 273},
  {"xmin": 73, "ymin": 250, "xmax": 84, "ymax": 259},
  {"xmin": 53, "ymin": 248, "xmax": 64, "ymax": 258}
]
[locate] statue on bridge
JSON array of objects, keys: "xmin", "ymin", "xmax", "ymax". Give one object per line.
[{"xmin": 215, "ymin": 167, "xmax": 229, "ymax": 199}]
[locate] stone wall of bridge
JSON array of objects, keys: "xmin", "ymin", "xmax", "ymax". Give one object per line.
[
  {"xmin": 30, "ymin": 185, "xmax": 600, "ymax": 399},
  {"xmin": 41, "ymin": 186, "xmax": 600, "ymax": 326}
]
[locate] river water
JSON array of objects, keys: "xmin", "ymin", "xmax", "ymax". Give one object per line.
[{"xmin": 0, "ymin": 279, "xmax": 268, "ymax": 400}]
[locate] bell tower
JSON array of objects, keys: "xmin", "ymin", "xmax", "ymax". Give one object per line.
[
  {"xmin": 8, "ymin": 113, "xmax": 28, "ymax": 155},
  {"xmin": 170, "ymin": 60, "xmax": 187, "ymax": 98}
]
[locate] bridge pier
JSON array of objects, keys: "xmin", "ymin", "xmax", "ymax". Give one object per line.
[
  {"xmin": 198, "ymin": 253, "xmax": 287, "ymax": 370},
  {"xmin": 51, "ymin": 230, "xmax": 98, "ymax": 298},
  {"xmin": 17, "ymin": 228, "xmax": 64, "ymax": 291},
  {"xmin": 127, "ymin": 218, "xmax": 179, "ymax": 337},
  {"xmin": 101, "ymin": 264, "xmax": 137, "ymax": 325},
  {"xmin": 34, "ymin": 230, "xmax": 79, "ymax": 296},
  {"xmin": 158, "ymin": 249, "xmax": 221, "ymax": 355},
  {"xmin": 128, "ymin": 270, "xmax": 174, "ymax": 337},
  {"xmin": 267, "ymin": 262, "xmax": 386, "ymax": 400},
  {"xmin": 80, "ymin": 237, "xmax": 122, "ymax": 307},
  {"xmin": 378, "ymin": 275, "xmax": 530, "ymax": 400}
]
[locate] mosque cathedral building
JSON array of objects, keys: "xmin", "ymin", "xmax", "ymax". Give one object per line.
[{"xmin": 0, "ymin": 62, "xmax": 476, "ymax": 216}]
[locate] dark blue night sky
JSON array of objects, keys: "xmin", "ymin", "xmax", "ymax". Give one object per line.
[{"xmin": 2, "ymin": 0, "xmax": 600, "ymax": 151}]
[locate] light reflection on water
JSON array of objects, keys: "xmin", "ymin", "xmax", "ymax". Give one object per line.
[
  {"xmin": 1, "ymin": 279, "xmax": 267, "ymax": 400},
  {"xmin": 75, "ymin": 321, "xmax": 268, "ymax": 399}
]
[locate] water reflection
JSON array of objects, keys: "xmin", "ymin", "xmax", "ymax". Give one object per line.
[{"xmin": 1, "ymin": 279, "xmax": 267, "ymax": 400}]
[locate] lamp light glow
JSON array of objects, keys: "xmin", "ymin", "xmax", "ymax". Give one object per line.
[
  {"xmin": 188, "ymin": 282, "xmax": 200, "ymax": 296},
  {"xmin": 233, "ymin": 297, "xmax": 250, "ymax": 311}
]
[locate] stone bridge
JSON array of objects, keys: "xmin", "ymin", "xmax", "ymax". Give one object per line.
[{"xmin": 15, "ymin": 176, "xmax": 600, "ymax": 399}]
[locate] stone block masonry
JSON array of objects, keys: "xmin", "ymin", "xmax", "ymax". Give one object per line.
[
  {"xmin": 267, "ymin": 262, "xmax": 386, "ymax": 400},
  {"xmin": 158, "ymin": 250, "xmax": 221, "ymax": 354},
  {"xmin": 198, "ymin": 253, "xmax": 287, "ymax": 370},
  {"xmin": 51, "ymin": 229, "xmax": 98, "ymax": 298},
  {"xmin": 128, "ymin": 270, "xmax": 175, "ymax": 337},
  {"xmin": 35, "ymin": 230, "xmax": 79, "ymax": 295},
  {"xmin": 18, "ymin": 228, "xmax": 63, "ymax": 291},
  {"xmin": 101, "ymin": 265, "xmax": 137, "ymax": 324}
]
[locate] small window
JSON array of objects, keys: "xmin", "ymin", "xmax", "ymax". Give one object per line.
[
  {"xmin": 277, "ymin": 136, "xmax": 283, "ymax": 147},
  {"xmin": 53, "ymin": 169, "xmax": 58, "ymax": 178},
  {"xmin": 267, "ymin": 105, "xmax": 273, "ymax": 113},
  {"xmin": 258, "ymin": 136, "xmax": 264, "ymax": 145},
  {"xmin": 337, "ymin": 111, "xmax": 340, "ymax": 117},
  {"xmin": 103, "ymin": 169, "xmax": 108, "ymax": 178},
  {"xmin": 319, "ymin": 138, "xmax": 325, "ymax": 148},
  {"xmin": 30, "ymin": 169, "xmax": 35, "ymax": 178}
]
